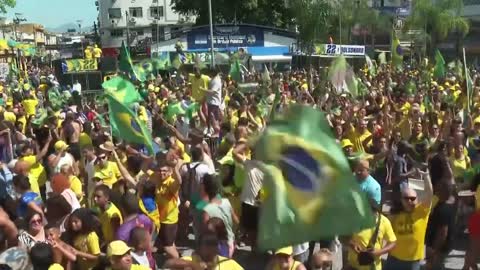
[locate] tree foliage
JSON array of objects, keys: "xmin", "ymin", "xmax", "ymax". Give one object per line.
[
  {"xmin": 406, "ymin": 0, "xmax": 469, "ymax": 49},
  {"xmin": 0, "ymin": 0, "xmax": 15, "ymax": 13},
  {"xmin": 291, "ymin": 0, "xmax": 333, "ymax": 53},
  {"xmin": 171, "ymin": 0, "xmax": 293, "ymax": 28}
]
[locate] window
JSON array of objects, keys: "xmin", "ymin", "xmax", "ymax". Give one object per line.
[
  {"xmin": 108, "ymin": 8, "xmax": 122, "ymax": 19},
  {"xmin": 129, "ymin": 7, "xmax": 143, "ymax": 18},
  {"xmin": 150, "ymin": 6, "xmax": 164, "ymax": 18},
  {"xmin": 110, "ymin": 29, "xmax": 123, "ymax": 37}
]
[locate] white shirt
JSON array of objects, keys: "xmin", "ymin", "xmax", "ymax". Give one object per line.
[
  {"xmin": 293, "ymin": 242, "xmax": 310, "ymax": 256},
  {"xmin": 61, "ymin": 189, "xmax": 81, "ymax": 212},
  {"xmin": 53, "ymin": 153, "xmax": 75, "ymax": 174},
  {"xmin": 72, "ymin": 82, "xmax": 82, "ymax": 93},
  {"xmin": 206, "ymin": 75, "xmax": 222, "ymax": 106},
  {"xmin": 240, "ymin": 160, "xmax": 264, "ymax": 206},
  {"xmin": 130, "ymin": 250, "xmax": 150, "ymax": 267}
]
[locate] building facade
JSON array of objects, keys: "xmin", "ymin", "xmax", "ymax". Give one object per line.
[{"xmin": 96, "ymin": 0, "xmax": 194, "ymax": 56}]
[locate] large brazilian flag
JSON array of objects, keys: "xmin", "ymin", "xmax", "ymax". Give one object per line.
[
  {"xmin": 255, "ymin": 105, "xmax": 374, "ymax": 250},
  {"xmin": 106, "ymin": 94, "xmax": 154, "ymax": 155},
  {"xmin": 102, "ymin": 76, "xmax": 143, "ymax": 106}
]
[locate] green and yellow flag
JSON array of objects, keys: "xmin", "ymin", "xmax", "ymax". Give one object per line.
[
  {"xmin": 255, "ymin": 105, "xmax": 374, "ymax": 250},
  {"xmin": 102, "ymin": 76, "xmax": 143, "ymax": 106},
  {"xmin": 119, "ymin": 41, "xmax": 136, "ymax": 78},
  {"xmin": 229, "ymin": 59, "xmax": 242, "ymax": 82},
  {"xmin": 107, "ymin": 94, "xmax": 154, "ymax": 155},
  {"xmin": 391, "ymin": 31, "xmax": 403, "ymax": 69}
]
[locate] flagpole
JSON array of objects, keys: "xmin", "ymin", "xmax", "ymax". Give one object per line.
[
  {"xmin": 463, "ymin": 47, "xmax": 469, "ymax": 112},
  {"xmin": 208, "ymin": 0, "xmax": 215, "ymax": 67}
]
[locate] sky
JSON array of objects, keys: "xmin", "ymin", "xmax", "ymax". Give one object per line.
[{"xmin": 5, "ymin": 0, "xmax": 97, "ymax": 28}]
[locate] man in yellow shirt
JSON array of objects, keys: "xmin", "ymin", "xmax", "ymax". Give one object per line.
[
  {"xmin": 189, "ymin": 67, "xmax": 210, "ymax": 102},
  {"xmin": 153, "ymin": 160, "xmax": 183, "ymax": 259},
  {"xmin": 107, "ymin": 240, "xmax": 150, "ymax": 270},
  {"xmin": 19, "ymin": 135, "xmax": 52, "ymax": 197},
  {"xmin": 93, "ymin": 44, "xmax": 102, "ymax": 59},
  {"xmin": 346, "ymin": 119, "xmax": 372, "ymax": 153},
  {"xmin": 347, "ymin": 199, "xmax": 397, "ymax": 270},
  {"xmin": 164, "ymin": 232, "xmax": 244, "ymax": 270},
  {"xmin": 385, "ymin": 169, "xmax": 433, "ymax": 270},
  {"xmin": 21, "ymin": 93, "xmax": 38, "ymax": 118},
  {"xmin": 94, "ymin": 153, "xmax": 121, "ymax": 188},
  {"xmin": 93, "ymin": 184, "xmax": 123, "ymax": 244},
  {"xmin": 84, "ymin": 46, "xmax": 93, "ymax": 59}
]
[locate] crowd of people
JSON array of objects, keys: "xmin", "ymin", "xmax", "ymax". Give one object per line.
[{"xmin": 0, "ymin": 54, "xmax": 478, "ymax": 270}]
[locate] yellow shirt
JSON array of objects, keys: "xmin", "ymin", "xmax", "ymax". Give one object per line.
[
  {"xmin": 450, "ymin": 156, "xmax": 470, "ymax": 180},
  {"xmin": 20, "ymin": 155, "xmax": 47, "ymax": 192},
  {"xmin": 93, "ymin": 48, "xmax": 102, "ymax": 58},
  {"xmin": 22, "ymin": 99, "xmax": 38, "ymax": 117},
  {"xmin": 3, "ymin": 111, "xmax": 16, "ymax": 123},
  {"xmin": 389, "ymin": 203, "xmax": 431, "ymax": 261},
  {"xmin": 348, "ymin": 214, "xmax": 397, "ymax": 270},
  {"xmin": 98, "ymin": 203, "xmax": 123, "ymax": 243},
  {"xmin": 69, "ymin": 175, "xmax": 83, "ymax": 200},
  {"xmin": 155, "ymin": 176, "xmax": 180, "ymax": 224},
  {"xmin": 189, "ymin": 74, "xmax": 210, "ymax": 101},
  {"xmin": 84, "ymin": 49, "xmax": 93, "ymax": 59},
  {"xmin": 17, "ymin": 115, "xmax": 27, "ymax": 133},
  {"xmin": 79, "ymin": 132, "xmax": 93, "ymax": 149},
  {"xmin": 182, "ymin": 255, "xmax": 244, "ymax": 270},
  {"xmin": 73, "ymin": 231, "xmax": 100, "ymax": 270},
  {"xmin": 94, "ymin": 161, "xmax": 121, "ymax": 188},
  {"xmin": 175, "ymin": 139, "xmax": 191, "ymax": 162},
  {"xmin": 346, "ymin": 128, "xmax": 372, "ymax": 153}
]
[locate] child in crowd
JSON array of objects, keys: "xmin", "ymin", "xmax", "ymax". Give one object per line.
[
  {"xmin": 129, "ymin": 227, "xmax": 155, "ymax": 269},
  {"xmin": 60, "ymin": 164, "xmax": 83, "ymax": 203},
  {"xmin": 93, "ymin": 184, "xmax": 123, "ymax": 245},
  {"xmin": 12, "ymin": 174, "xmax": 43, "ymax": 218},
  {"xmin": 45, "ymin": 224, "xmax": 77, "ymax": 270},
  {"xmin": 67, "ymin": 208, "xmax": 101, "ymax": 270},
  {"xmin": 138, "ymin": 180, "xmax": 160, "ymax": 230}
]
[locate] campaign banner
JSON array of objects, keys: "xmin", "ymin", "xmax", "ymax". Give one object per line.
[
  {"xmin": 316, "ymin": 44, "xmax": 365, "ymax": 56},
  {"xmin": 65, "ymin": 59, "xmax": 98, "ymax": 72},
  {"xmin": 187, "ymin": 25, "xmax": 264, "ymax": 50}
]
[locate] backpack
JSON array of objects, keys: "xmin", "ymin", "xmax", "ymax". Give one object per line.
[{"xmin": 181, "ymin": 163, "xmax": 201, "ymax": 203}]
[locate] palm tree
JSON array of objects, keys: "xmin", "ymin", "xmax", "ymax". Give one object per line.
[
  {"xmin": 357, "ymin": 8, "xmax": 393, "ymax": 48},
  {"xmin": 406, "ymin": 0, "xmax": 470, "ymax": 56}
]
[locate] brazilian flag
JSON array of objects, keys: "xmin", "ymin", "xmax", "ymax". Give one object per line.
[
  {"xmin": 391, "ymin": 31, "xmax": 403, "ymax": 70},
  {"xmin": 255, "ymin": 105, "xmax": 374, "ymax": 250},
  {"xmin": 102, "ymin": 76, "xmax": 143, "ymax": 106},
  {"xmin": 107, "ymin": 94, "xmax": 154, "ymax": 155}
]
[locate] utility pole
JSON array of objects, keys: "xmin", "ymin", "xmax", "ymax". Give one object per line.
[
  {"xmin": 208, "ymin": 0, "xmax": 215, "ymax": 67},
  {"xmin": 126, "ymin": 11, "xmax": 130, "ymax": 51}
]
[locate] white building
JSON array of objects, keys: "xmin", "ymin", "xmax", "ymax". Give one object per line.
[{"xmin": 96, "ymin": 0, "xmax": 194, "ymax": 56}]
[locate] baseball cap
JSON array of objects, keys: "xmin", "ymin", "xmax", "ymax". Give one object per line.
[
  {"xmin": 275, "ymin": 246, "xmax": 293, "ymax": 256},
  {"xmin": 54, "ymin": 140, "xmax": 69, "ymax": 152},
  {"xmin": 107, "ymin": 241, "xmax": 131, "ymax": 258}
]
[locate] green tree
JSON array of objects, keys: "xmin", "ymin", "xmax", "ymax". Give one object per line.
[
  {"xmin": 170, "ymin": 0, "xmax": 293, "ymax": 28},
  {"xmin": 357, "ymin": 8, "xmax": 393, "ymax": 47},
  {"xmin": 292, "ymin": 0, "xmax": 333, "ymax": 53},
  {"xmin": 0, "ymin": 0, "xmax": 15, "ymax": 13},
  {"xmin": 406, "ymin": 0, "xmax": 469, "ymax": 55}
]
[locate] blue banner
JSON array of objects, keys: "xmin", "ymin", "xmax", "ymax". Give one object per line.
[{"xmin": 187, "ymin": 25, "xmax": 264, "ymax": 50}]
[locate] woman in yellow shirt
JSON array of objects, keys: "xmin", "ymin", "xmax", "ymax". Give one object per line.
[
  {"xmin": 450, "ymin": 144, "xmax": 471, "ymax": 184},
  {"xmin": 67, "ymin": 208, "xmax": 101, "ymax": 270}
]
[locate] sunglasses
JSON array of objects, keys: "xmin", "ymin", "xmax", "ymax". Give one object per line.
[
  {"xmin": 403, "ymin": 196, "xmax": 417, "ymax": 202},
  {"xmin": 30, "ymin": 218, "xmax": 42, "ymax": 224}
]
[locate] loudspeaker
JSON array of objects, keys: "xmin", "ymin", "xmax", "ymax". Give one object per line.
[{"xmin": 99, "ymin": 56, "xmax": 118, "ymax": 73}]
